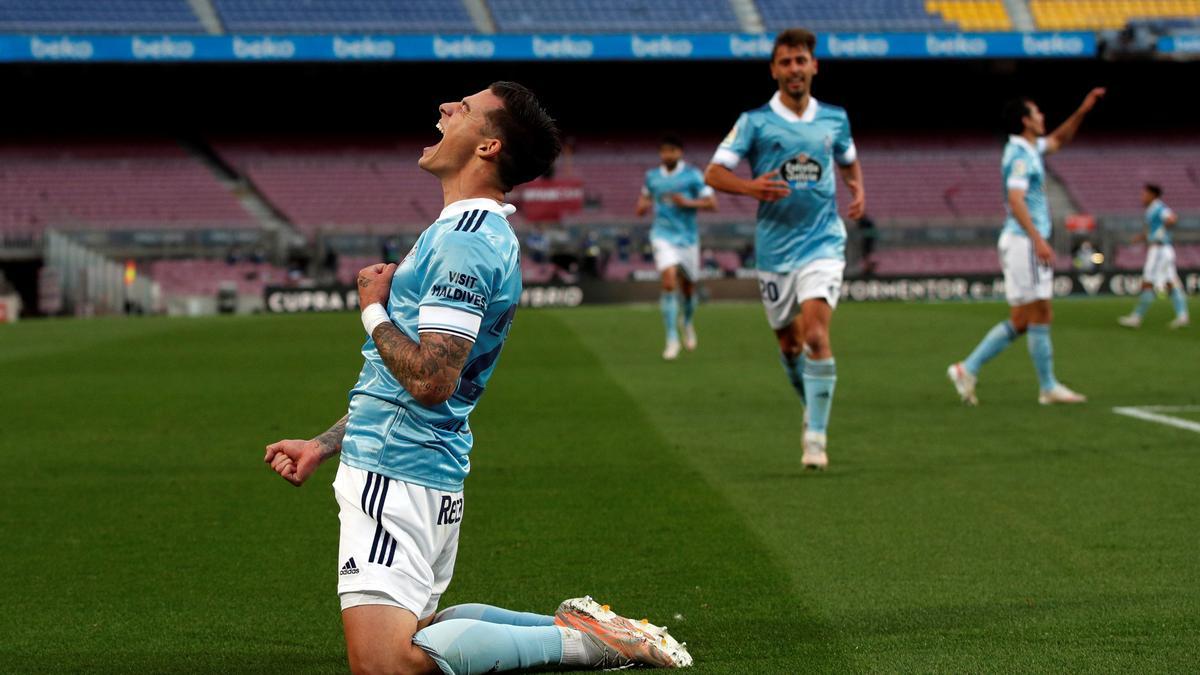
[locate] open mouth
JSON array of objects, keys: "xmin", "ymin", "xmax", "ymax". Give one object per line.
[{"xmin": 422, "ymin": 121, "xmax": 444, "ymax": 156}]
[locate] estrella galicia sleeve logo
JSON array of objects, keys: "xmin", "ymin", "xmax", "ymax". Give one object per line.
[{"xmin": 781, "ymin": 153, "xmax": 822, "ymax": 189}]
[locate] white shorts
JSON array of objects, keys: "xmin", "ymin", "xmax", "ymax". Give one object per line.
[
  {"xmin": 333, "ymin": 462, "xmax": 462, "ymax": 620},
  {"xmin": 999, "ymin": 231, "xmax": 1054, "ymax": 307},
  {"xmin": 1143, "ymin": 243, "xmax": 1178, "ymax": 290},
  {"xmin": 757, "ymin": 259, "xmax": 844, "ymax": 331},
  {"xmin": 651, "ymin": 237, "xmax": 700, "ymax": 281}
]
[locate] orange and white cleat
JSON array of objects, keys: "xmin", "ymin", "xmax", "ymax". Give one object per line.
[
  {"xmin": 947, "ymin": 362, "xmax": 978, "ymax": 406},
  {"xmin": 1038, "ymin": 383, "xmax": 1087, "ymax": 405},
  {"xmin": 554, "ymin": 596, "xmax": 693, "ymax": 668}
]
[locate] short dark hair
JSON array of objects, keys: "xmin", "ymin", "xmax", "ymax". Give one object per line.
[
  {"xmin": 1145, "ymin": 183, "xmax": 1163, "ymax": 198},
  {"xmin": 772, "ymin": 28, "xmax": 817, "ymax": 61},
  {"xmin": 660, "ymin": 134, "xmax": 684, "ymax": 150},
  {"xmin": 485, "ymin": 81, "xmax": 562, "ymax": 192},
  {"xmin": 1002, "ymin": 97, "xmax": 1035, "ymax": 135}
]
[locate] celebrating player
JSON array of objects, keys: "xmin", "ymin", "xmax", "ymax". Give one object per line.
[
  {"xmin": 704, "ymin": 28, "xmax": 865, "ymax": 470},
  {"xmin": 948, "ymin": 89, "xmax": 1105, "ymax": 406},
  {"xmin": 636, "ymin": 135, "xmax": 718, "ymax": 359},
  {"xmin": 1118, "ymin": 183, "xmax": 1190, "ymax": 329},
  {"xmin": 263, "ymin": 82, "xmax": 691, "ymax": 674}
]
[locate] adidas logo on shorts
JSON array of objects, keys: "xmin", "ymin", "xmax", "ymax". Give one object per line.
[{"xmin": 339, "ymin": 557, "xmax": 360, "ymax": 576}]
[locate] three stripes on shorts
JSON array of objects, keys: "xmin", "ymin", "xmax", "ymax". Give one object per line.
[{"xmin": 361, "ymin": 472, "xmax": 398, "ymax": 567}]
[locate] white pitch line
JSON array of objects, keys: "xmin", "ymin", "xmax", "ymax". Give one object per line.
[{"xmin": 1112, "ymin": 406, "xmax": 1200, "ymax": 434}]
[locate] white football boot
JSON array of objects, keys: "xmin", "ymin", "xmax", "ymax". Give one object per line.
[
  {"xmin": 947, "ymin": 362, "xmax": 978, "ymax": 406},
  {"xmin": 1117, "ymin": 314, "xmax": 1142, "ymax": 328},
  {"xmin": 1169, "ymin": 315, "xmax": 1190, "ymax": 329},
  {"xmin": 1038, "ymin": 383, "xmax": 1087, "ymax": 405},
  {"xmin": 682, "ymin": 323, "xmax": 698, "ymax": 351},
  {"xmin": 802, "ymin": 430, "xmax": 828, "ymax": 470},
  {"xmin": 662, "ymin": 337, "xmax": 681, "ymax": 361},
  {"xmin": 554, "ymin": 596, "xmax": 693, "ymax": 668}
]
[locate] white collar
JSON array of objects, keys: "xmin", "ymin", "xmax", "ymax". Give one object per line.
[
  {"xmin": 1008, "ymin": 134, "xmax": 1040, "ymax": 156},
  {"xmin": 1146, "ymin": 198, "xmax": 1163, "ymax": 214},
  {"xmin": 660, "ymin": 160, "xmax": 687, "ymax": 177},
  {"xmin": 769, "ymin": 92, "xmax": 819, "ymax": 123},
  {"xmin": 439, "ymin": 197, "xmax": 516, "ymax": 221}
]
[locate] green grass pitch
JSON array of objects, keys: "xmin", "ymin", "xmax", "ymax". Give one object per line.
[{"xmin": 1, "ymin": 297, "xmax": 1197, "ymax": 673}]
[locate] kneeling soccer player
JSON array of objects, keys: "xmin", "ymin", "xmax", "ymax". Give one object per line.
[{"xmin": 264, "ymin": 82, "xmax": 691, "ymax": 674}]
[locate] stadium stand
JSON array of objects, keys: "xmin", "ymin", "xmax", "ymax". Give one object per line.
[
  {"xmin": 925, "ymin": 1, "xmax": 1013, "ymax": 30},
  {"xmin": 148, "ymin": 258, "xmax": 287, "ymax": 296},
  {"xmin": 0, "ymin": 141, "xmax": 255, "ymax": 238},
  {"xmin": 212, "ymin": 138, "xmax": 440, "ymax": 237},
  {"xmin": 1114, "ymin": 243, "xmax": 1200, "ymax": 270},
  {"xmin": 0, "ymin": 0, "xmax": 204, "ymax": 32},
  {"xmin": 756, "ymin": 0, "xmax": 954, "ymax": 31},
  {"xmin": 1029, "ymin": 0, "xmax": 1200, "ymax": 30},
  {"xmin": 872, "ymin": 245, "xmax": 1072, "ymax": 275},
  {"xmin": 210, "ymin": 0, "xmax": 475, "ymax": 33},
  {"xmin": 487, "ymin": 0, "xmax": 740, "ymax": 32},
  {"xmin": 1046, "ymin": 139, "xmax": 1200, "ymax": 216}
]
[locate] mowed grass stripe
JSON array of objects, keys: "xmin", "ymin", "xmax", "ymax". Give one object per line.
[{"xmin": 558, "ymin": 299, "xmax": 1199, "ymax": 672}]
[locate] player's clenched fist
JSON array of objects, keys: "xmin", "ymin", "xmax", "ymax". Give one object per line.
[
  {"xmin": 357, "ymin": 263, "xmax": 397, "ymax": 308},
  {"xmin": 264, "ymin": 439, "xmax": 322, "ymax": 487}
]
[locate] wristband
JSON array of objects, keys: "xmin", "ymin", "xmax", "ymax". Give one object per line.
[{"xmin": 361, "ymin": 303, "xmax": 390, "ymax": 336}]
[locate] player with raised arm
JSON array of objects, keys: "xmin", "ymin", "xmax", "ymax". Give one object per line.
[
  {"xmin": 636, "ymin": 136, "xmax": 718, "ymax": 359},
  {"xmin": 704, "ymin": 28, "xmax": 865, "ymax": 470},
  {"xmin": 948, "ymin": 89, "xmax": 1105, "ymax": 406},
  {"xmin": 263, "ymin": 82, "xmax": 691, "ymax": 674},
  {"xmin": 1118, "ymin": 183, "xmax": 1190, "ymax": 329}
]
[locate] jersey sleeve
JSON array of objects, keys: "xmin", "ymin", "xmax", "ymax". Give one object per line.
[
  {"xmin": 692, "ymin": 168, "xmax": 715, "ymax": 198},
  {"xmin": 415, "ymin": 227, "xmax": 506, "ymax": 342},
  {"xmin": 833, "ymin": 112, "xmax": 857, "ymax": 166},
  {"xmin": 1005, "ymin": 154, "xmax": 1030, "ymax": 191},
  {"xmin": 710, "ymin": 113, "xmax": 753, "ymax": 169},
  {"xmin": 1035, "ymin": 137, "xmax": 1049, "ymax": 155}
]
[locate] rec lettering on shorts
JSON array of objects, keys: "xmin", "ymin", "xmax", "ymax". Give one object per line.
[{"xmin": 437, "ymin": 496, "xmax": 464, "ymax": 525}]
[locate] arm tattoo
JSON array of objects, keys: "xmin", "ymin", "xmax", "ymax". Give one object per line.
[
  {"xmin": 371, "ymin": 323, "xmax": 473, "ymax": 406},
  {"xmin": 312, "ymin": 414, "xmax": 348, "ymax": 460}
]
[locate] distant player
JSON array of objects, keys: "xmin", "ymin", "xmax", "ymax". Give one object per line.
[
  {"xmin": 1118, "ymin": 183, "xmax": 1190, "ymax": 329},
  {"xmin": 635, "ymin": 135, "xmax": 718, "ymax": 359},
  {"xmin": 705, "ymin": 28, "xmax": 866, "ymax": 470},
  {"xmin": 264, "ymin": 82, "xmax": 690, "ymax": 674},
  {"xmin": 948, "ymin": 89, "xmax": 1105, "ymax": 406}
]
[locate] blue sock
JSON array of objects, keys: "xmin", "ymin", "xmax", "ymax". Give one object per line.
[
  {"xmin": 660, "ymin": 292, "xmax": 679, "ymax": 341},
  {"xmin": 780, "ymin": 351, "xmax": 806, "ymax": 400},
  {"xmin": 1133, "ymin": 289, "xmax": 1155, "ymax": 318},
  {"xmin": 682, "ymin": 293, "xmax": 697, "ymax": 326},
  {"xmin": 963, "ymin": 320, "xmax": 1018, "ymax": 376},
  {"xmin": 433, "ymin": 604, "xmax": 554, "ymax": 627},
  {"xmin": 803, "ymin": 358, "xmax": 836, "ymax": 434},
  {"xmin": 1026, "ymin": 323, "xmax": 1058, "ymax": 391},
  {"xmin": 414, "ymin": 619, "xmax": 563, "ymax": 675},
  {"xmin": 1171, "ymin": 287, "xmax": 1189, "ymax": 318}
]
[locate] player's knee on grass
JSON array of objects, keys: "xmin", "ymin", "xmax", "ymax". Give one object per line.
[{"xmin": 343, "ymin": 606, "xmax": 439, "ymax": 675}]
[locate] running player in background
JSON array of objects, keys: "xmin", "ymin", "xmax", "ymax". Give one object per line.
[
  {"xmin": 1119, "ymin": 183, "xmax": 1190, "ymax": 329},
  {"xmin": 948, "ymin": 88, "xmax": 1105, "ymax": 406},
  {"xmin": 705, "ymin": 28, "xmax": 865, "ymax": 470},
  {"xmin": 264, "ymin": 82, "xmax": 690, "ymax": 674},
  {"xmin": 636, "ymin": 136, "xmax": 718, "ymax": 359}
]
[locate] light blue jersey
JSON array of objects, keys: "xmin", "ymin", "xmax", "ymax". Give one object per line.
[
  {"xmin": 711, "ymin": 93, "xmax": 857, "ymax": 273},
  {"xmin": 341, "ymin": 199, "xmax": 522, "ymax": 492},
  {"xmin": 1001, "ymin": 135, "xmax": 1051, "ymax": 240},
  {"xmin": 1146, "ymin": 198, "xmax": 1175, "ymax": 245},
  {"xmin": 643, "ymin": 161, "xmax": 713, "ymax": 247}
]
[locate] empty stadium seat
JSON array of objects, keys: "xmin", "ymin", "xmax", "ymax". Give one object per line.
[
  {"xmin": 1030, "ymin": 0, "xmax": 1200, "ymax": 30},
  {"xmin": 210, "ymin": 0, "xmax": 475, "ymax": 33},
  {"xmin": 756, "ymin": 0, "xmax": 954, "ymax": 32},
  {"xmin": 0, "ymin": 0, "xmax": 203, "ymax": 32},
  {"xmin": 488, "ymin": 0, "xmax": 739, "ymax": 32}
]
